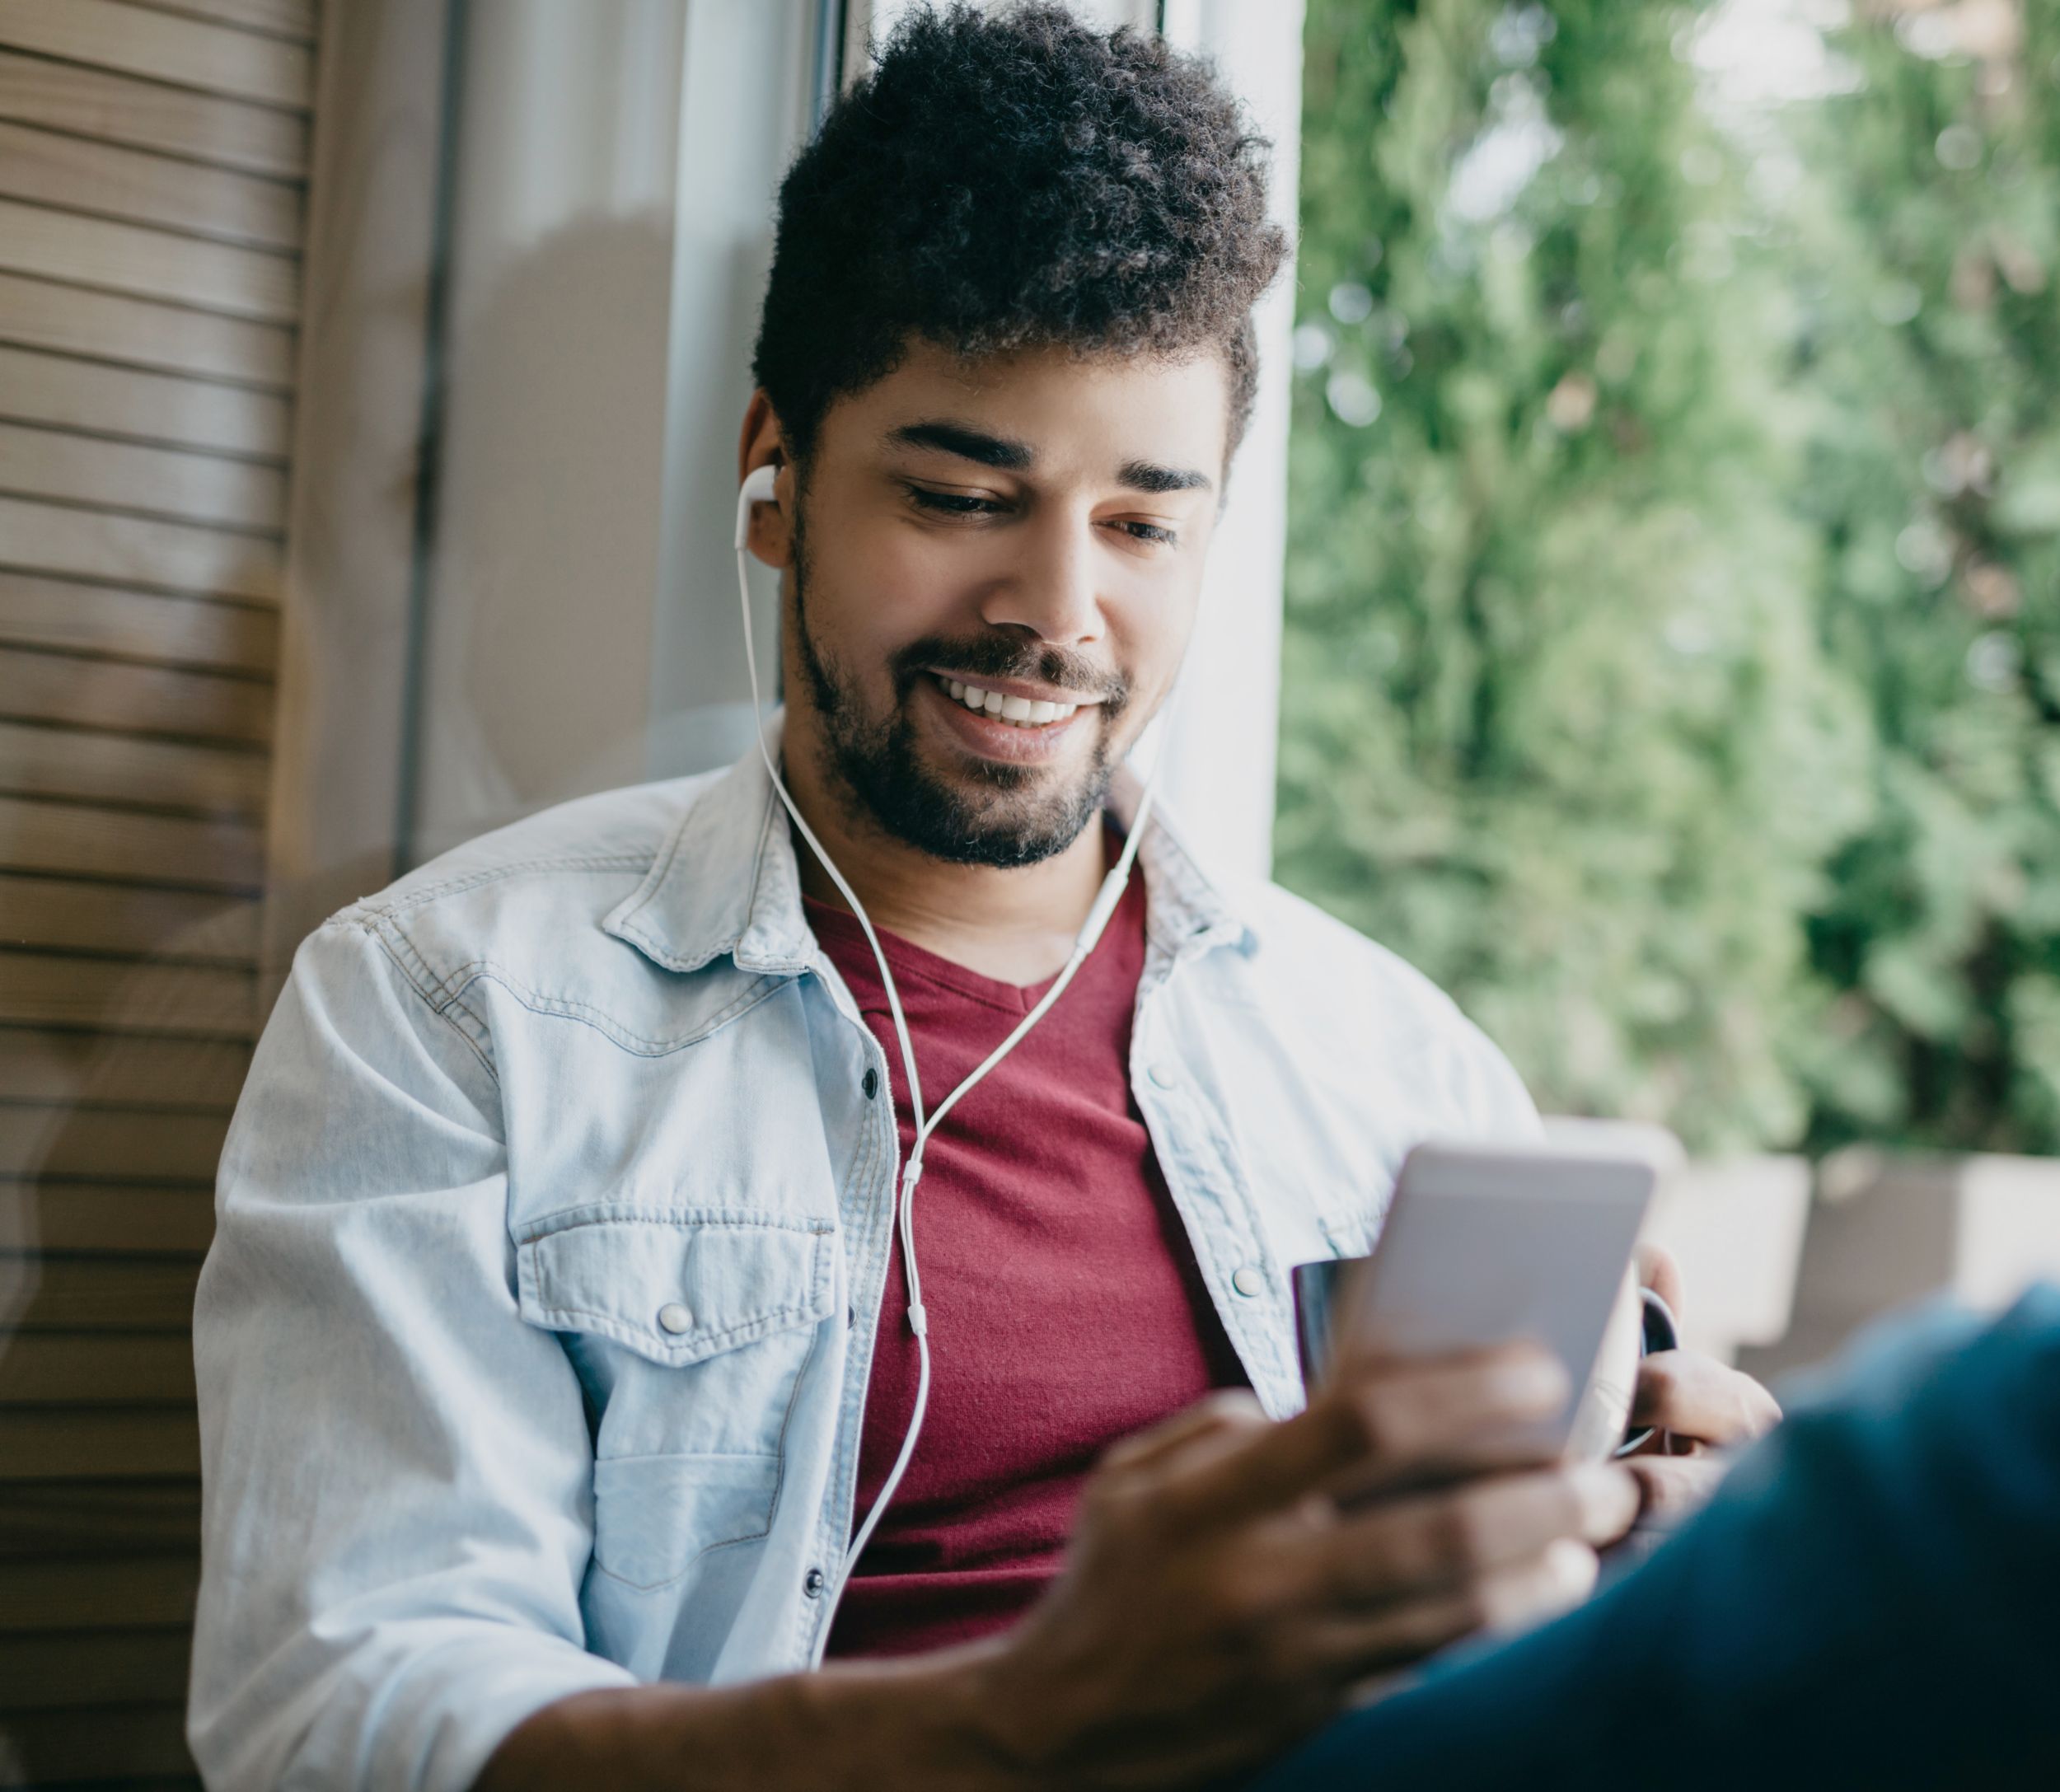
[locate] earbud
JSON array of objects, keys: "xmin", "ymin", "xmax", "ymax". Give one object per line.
[{"xmin": 734, "ymin": 463, "xmax": 779, "ymax": 551}]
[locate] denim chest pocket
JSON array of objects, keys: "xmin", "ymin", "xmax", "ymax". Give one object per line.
[{"xmin": 516, "ymin": 1205, "xmax": 836, "ymax": 1590}]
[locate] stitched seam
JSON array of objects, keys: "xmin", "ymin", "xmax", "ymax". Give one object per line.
[
  {"xmin": 611, "ymin": 808, "xmax": 698, "ymax": 965},
  {"xmin": 601, "ymin": 1448, "xmax": 784, "ymax": 1466},
  {"xmin": 761, "ymin": 1266, "xmax": 826, "ymax": 1558},
  {"xmin": 480, "ymin": 968, "xmax": 784, "ymax": 1057},
  {"xmin": 517, "ymin": 1206, "xmax": 836, "ymax": 1244},
  {"xmin": 522, "ymin": 1212, "xmax": 837, "ymax": 1356},
  {"xmin": 737, "ymin": 779, "xmax": 782, "ymax": 952},
  {"xmin": 528, "ymin": 1305, "xmax": 826, "ymax": 1355},
  {"xmin": 361, "ymin": 937, "xmax": 781, "ymax": 1057},
  {"xmin": 818, "ymin": 1078, "xmax": 897, "ymax": 1583},
  {"xmin": 592, "ymin": 1458, "xmax": 785, "ymax": 1591},
  {"xmin": 593, "ymin": 1509, "xmax": 780, "ymax": 1593},
  {"xmin": 1193, "ymin": 1111, "xmax": 1302, "ymax": 1394},
  {"xmin": 591, "ymin": 1247, "xmax": 831, "ymax": 1593},
  {"xmin": 347, "ymin": 854, "xmax": 655, "ymax": 923},
  {"xmin": 362, "ymin": 926, "xmax": 499, "ymax": 1087},
  {"xmin": 587, "ymin": 1247, "xmax": 830, "ymax": 1593},
  {"xmin": 366, "ymin": 916, "xmax": 478, "ymax": 1014},
  {"xmin": 381, "ymin": 926, "xmax": 499, "ymax": 1064}
]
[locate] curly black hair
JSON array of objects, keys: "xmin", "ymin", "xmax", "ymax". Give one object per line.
[{"xmin": 751, "ymin": 2, "xmax": 1289, "ymax": 471}]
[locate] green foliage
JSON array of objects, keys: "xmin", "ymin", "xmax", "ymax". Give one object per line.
[
  {"xmin": 1280, "ymin": 0, "xmax": 2060, "ymax": 1157},
  {"xmin": 1280, "ymin": 0, "xmax": 1866, "ymax": 1153},
  {"xmin": 1785, "ymin": 9, "xmax": 2060, "ymax": 1154}
]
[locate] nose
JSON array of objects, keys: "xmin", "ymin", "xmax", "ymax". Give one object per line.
[{"xmin": 978, "ymin": 503, "xmax": 1103, "ymax": 648}]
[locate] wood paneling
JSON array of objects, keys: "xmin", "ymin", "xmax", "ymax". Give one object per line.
[
  {"xmin": 0, "ymin": 1105, "xmax": 233, "ymax": 1179},
  {"xmin": 0, "ymin": 269, "xmax": 294, "ymax": 389},
  {"xmin": 0, "ymin": 198, "xmax": 300, "ymax": 325},
  {"xmin": 0, "ymin": 46, "xmax": 305, "ymax": 181},
  {"xmin": 0, "ymin": 119, "xmax": 302, "ymax": 250},
  {"xmin": 2, "ymin": 1180, "xmax": 216, "ymax": 1253},
  {"xmin": 0, "ymin": 797, "xmax": 265, "ymax": 891},
  {"xmin": 0, "ymin": 0, "xmax": 313, "ymax": 110},
  {"xmin": 0, "ymin": 422, "xmax": 287, "ymax": 531},
  {"xmin": 0, "ymin": 1491, "xmax": 199, "ymax": 1557},
  {"xmin": 0, "ymin": 494, "xmax": 280, "ymax": 600},
  {"xmin": 0, "ymin": 1256, "xmax": 204, "ymax": 1333},
  {"xmin": 0, "ymin": 647, "xmax": 274, "ymax": 744},
  {"xmin": 0, "ymin": 3, "xmax": 317, "ymax": 1776},
  {"xmin": 0, "ymin": 268, "xmax": 298, "ymax": 395},
  {"xmin": 0, "ymin": 1030, "xmax": 249, "ymax": 1111},
  {"xmin": 0, "ymin": 1627, "xmax": 192, "ymax": 1709},
  {"xmin": 0, "ymin": 721, "xmax": 269, "ymax": 821},
  {"xmin": 131, "ymin": 0, "xmax": 317, "ymax": 42},
  {"xmin": 0, "ymin": 953, "xmax": 256, "ymax": 1036},
  {"xmin": 0, "ymin": 1332, "xmax": 202, "ymax": 1403},
  {"xmin": 0, "ymin": 875, "xmax": 260, "ymax": 960},
  {"xmin": 0, "ymin": 572, "xmax": 278, "ymax": 675},
  {"xmin": 0, "ymin": 344, "xmax": 292, "ymax": 461},
  {"xmin": 0, "ymin": 1701, "xmax": 196, "ymax": 1782},
  {"xmin": 0, "ymin": 1481, "xmax": 202, "ymax": 1554},
  {"xmin": 0, "ymin": 1551, "xmax": 201, "ymax": 1624},
  {"xmin": 0, "ymin": 1407, "xmax": 202, "ymax": 1476}
]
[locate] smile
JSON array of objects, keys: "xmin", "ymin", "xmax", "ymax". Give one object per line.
[{"xmin": 934, "ymin": 674, "xmax": 1086, "ymax": 730}]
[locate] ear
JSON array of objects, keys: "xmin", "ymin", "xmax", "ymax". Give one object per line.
[{"xmin": 736, "ymin": 388, "xmax": 796, "ymax": 569}]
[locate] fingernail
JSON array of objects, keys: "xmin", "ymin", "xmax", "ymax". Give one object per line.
[{"xmin": 1543, "ymin": 1537, "xmax": 1600, "ymax": 1601}]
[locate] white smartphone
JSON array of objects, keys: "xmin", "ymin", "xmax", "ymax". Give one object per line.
[{"xmin": 1293, "ymin": 1121, "xmax": 1681, "ymax": 1458}]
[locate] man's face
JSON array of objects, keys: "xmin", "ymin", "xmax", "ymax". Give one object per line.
[{"xmin": 776, "ymin": 340, "xmax": 1229, "ymax": 868}]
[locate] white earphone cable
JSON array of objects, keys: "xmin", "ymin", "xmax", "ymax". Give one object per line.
[{"xmin": 736, "ymin": 468, "xmax": 1168, "ymax": 1617}]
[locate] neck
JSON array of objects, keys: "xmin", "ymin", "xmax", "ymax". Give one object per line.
[{"xmin": 777, "ymin": 718, "xmax": 1116, "ymax": 986}]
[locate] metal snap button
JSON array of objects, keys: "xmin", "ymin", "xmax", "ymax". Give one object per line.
[
  {"xmin": 803, "ymin": 1567, "xmax": 826, "ymax": 1598},
  {"xmin": 863, "ymin": 1067, "xmax": 881, "ymax": 1099},
  {"xmin": 1231, "ymin": 1266, "xmax": 1264, "ymax": 1298},
  {"xmin": 656, "ymin": 1302, "xmax": 694, "ymax": 1335}
]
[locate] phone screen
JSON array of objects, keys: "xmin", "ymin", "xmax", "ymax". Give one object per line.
[{"xmin": 1295, "ymin": 1139, "xmax": 1661, "ymax": 1455}]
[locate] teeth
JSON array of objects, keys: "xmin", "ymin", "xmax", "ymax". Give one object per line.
[{"xmin": 939, "ymin": 675, "xmax": 1083, "ymax": 728}]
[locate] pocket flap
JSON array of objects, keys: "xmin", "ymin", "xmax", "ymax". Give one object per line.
[{"xmin": 516, "ymin": 1205, "xmax": 836, "ymax": 1365}]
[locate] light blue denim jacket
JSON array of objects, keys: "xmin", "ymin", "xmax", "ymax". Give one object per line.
[{"xmin": 188, "ymin": 738, "xmax": 1539, "ymax": 1792}]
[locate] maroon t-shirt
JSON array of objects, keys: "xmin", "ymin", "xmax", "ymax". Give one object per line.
[{"xmin": 808, "ymin": 838, "xmax": 1248, "ymax": 1659}]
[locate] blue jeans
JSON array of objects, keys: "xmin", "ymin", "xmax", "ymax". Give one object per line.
[{"xmin": 1251, "ymin": 1285, "xmax": 2060, "ymax": 1790}]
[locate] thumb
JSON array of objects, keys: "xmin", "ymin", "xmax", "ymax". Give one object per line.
[{"xmin": 1636, "ymin": 1240, "xmax": 1687, "ymax": 1321}]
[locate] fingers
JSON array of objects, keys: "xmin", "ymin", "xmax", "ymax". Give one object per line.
[
  {"xmin": 1626, "ymin": 1453, "xmax": 1731, "ymax": 1526},
  {"xmin": 1163, "ymin": 1347, "xmax": 1569, "ymax": 1529},
  {"xmin": 1631, "ymin": 1350, "xmax": 1782, "ymax": 1445},
  {"xmin": 1100, "ymin": 1388, "xmax": 1269, "ymax": 1475},
  {"xmin": 1298, "ymin": 1538, "xmax": 1601, "ymax": 1679},
  {"xmin": 1635, "ymin": 1240, "xmax": 1687, "ymax": 1317},
  {"xmin": 1316, "ymin": 1463, "xmax": 1636, "ymax": 1607}
]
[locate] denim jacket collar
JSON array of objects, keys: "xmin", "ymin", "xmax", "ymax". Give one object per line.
[{"xmin": 601, "ymin": 716, "xmax": 1256, "ymax": 979}]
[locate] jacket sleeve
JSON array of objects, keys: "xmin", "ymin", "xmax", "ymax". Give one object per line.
[{"xmin": 190, "ymin": 916, "xmax": 636, "ymax": 1792}]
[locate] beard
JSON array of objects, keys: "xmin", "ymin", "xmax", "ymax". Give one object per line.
[{"xmin": 786, "ymin": 507, "xmax": 1131, "ymax": 868}]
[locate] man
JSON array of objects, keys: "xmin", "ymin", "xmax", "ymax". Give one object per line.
[{"xmin": 189, "ymin": 10, "xmax": 1773, "ymax": 1790}]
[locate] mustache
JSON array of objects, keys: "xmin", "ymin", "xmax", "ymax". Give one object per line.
[{"xmin": 892, "ymin": 634, "xmax": 1130, "ymax": 712}]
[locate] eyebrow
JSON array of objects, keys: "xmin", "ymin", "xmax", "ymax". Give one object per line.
[{"xmin": 884, "ymin": 419, "xmax": 1214, "ymax": 495}]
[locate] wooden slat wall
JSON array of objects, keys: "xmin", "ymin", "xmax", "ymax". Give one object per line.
[{"xmin": 0, "ymin": 2, "xmax": 315, "ymax": 1784}]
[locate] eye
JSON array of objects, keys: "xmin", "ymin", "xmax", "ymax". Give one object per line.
[
  {"xmin": 904, "ymin": 484, "xmax": 1006, "ymax": 518},
  {"xmin": 1108, "ymin": 519, "xmax": 1178, "ymax": 547}
]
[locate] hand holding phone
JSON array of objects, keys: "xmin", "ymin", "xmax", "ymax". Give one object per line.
[{"xmin": 1294, "ymin": 1121, "xmax": 1683, "ymax": 1463}]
